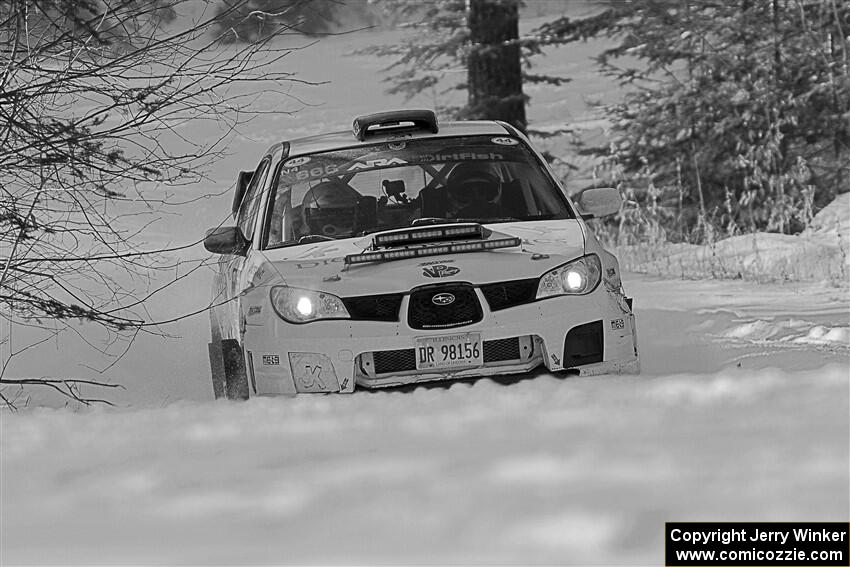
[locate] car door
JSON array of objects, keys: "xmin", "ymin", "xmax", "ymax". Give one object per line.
[{"xmin": 215, "ymin": 156, "xmax": 273, "ymax": 341}]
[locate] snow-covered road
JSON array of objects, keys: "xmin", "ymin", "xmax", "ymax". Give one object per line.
[
  {"xmin": 3, "ymin": 275, "xmax": 847, "ymax": 565},
  {"xmin": 2, "ymin": 15, "xmax": 848, "ymax": 565}
]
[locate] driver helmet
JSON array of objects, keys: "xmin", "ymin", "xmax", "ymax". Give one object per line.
[
  {"xmin": 445, "ymin": 162, "xmax": 502, "ymax": 215},
  {"xmin": 301, "ymin": 180, "xmax": 361, "ymax": 238}
]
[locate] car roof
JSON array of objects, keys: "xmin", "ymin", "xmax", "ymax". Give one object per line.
[{"xmin": 284, "ymin": 120, "xmax": 513, "ymax": 157}]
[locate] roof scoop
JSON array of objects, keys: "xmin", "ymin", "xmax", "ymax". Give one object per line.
[{"xmin": 352, "ymin": 109, "xmax": 439, "ymax": 141}]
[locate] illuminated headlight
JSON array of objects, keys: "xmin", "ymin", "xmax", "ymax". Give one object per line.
[
  {"xmin": 269, "ymin": 286, "xmax": 350, "ymax": 323},
  {"xmin": 536, "ymin": 254, "xmax": 601, "ymax": 298}
]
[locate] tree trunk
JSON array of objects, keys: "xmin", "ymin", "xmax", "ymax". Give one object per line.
[{"xmin": 466, "ymin": 0, "xmax": 526, "ymax": 132}]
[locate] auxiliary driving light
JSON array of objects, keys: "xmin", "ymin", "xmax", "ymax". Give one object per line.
[{"xmin": 345, "ymin": 236, "xmax": 521, "ymax": 265}]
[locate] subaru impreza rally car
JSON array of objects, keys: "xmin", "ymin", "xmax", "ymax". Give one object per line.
[{"xmin": 204, "ymin": 110, "xmax": 638, "ymax": 399}]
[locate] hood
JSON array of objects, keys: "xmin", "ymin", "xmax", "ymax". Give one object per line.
[{"xmin": 255, "ymin": 220, "xmax": 586, "ymax": 296}]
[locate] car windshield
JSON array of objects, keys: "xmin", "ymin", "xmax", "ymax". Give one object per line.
[{"xmin": 265, "ymin": 135, "xmax": 575, "ymax": 248}]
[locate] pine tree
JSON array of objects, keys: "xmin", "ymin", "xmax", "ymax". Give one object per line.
[
  {"xmin": 565, "ymin": 0, "xmax": 850, "ymax": 236},
  {"xmin": 465, "ymin": 0, "xmax": 525, "ymax": 130},
  {"xmin": 367, "ymin": 0, "xmax": 848, "ymax": 236},
  {"xmin": 360, "ymin": 0, "xmax": 581, "ymax": 133}
]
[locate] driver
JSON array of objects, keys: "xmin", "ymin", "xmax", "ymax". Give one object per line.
[
  {"xmin": 444, "ymin": 162, "xmax": 503, "ymax": 219},
  {"xmin": 300, "ymin": 179, "xmax": 361, "ymax": 238}
]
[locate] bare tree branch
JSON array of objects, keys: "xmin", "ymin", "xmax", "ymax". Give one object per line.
[{"xmin": 0, "ymin": 0, "xmax": 313, "ymax": 406}]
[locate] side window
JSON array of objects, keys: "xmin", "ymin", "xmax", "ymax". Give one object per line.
[{"xmin": 237, "ymin": 158, "xmax": 271, "ymax": 240}]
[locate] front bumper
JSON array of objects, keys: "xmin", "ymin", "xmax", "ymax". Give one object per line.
[{"xmin": 241, "ymin": 284, "xmax": 639, "ymax": 395}]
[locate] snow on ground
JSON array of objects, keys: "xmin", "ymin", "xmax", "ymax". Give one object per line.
[
  {"xmin": 2, "ymin": 275, "xmax": 848, "ymax": 565},
  {"xmin": 2, "ymin": 16, "xmax": 849, "ymax": 567},
  {"xmin": 617, "ymin": 193, "xmax": 850, "ymax": 286}
]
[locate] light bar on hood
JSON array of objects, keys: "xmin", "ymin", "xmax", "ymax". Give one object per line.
[
  {"xmin": 345, "ymin": 237, "xmax": 522, "ymax": 265},
  {"xmin": 373, "ymin": 224, "xmax": 485, "ymax": 247}
]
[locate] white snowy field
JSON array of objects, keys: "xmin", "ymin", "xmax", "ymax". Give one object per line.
[
  {"xmin": 2, "ymin": 12, "xmax": 850, "ymax": 566},
  {"xmin": 2, "ymin": 275, "xmax": 848, "ymax": 565}
]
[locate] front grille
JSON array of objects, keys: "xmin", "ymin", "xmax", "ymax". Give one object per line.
[
  {"xmin": 408, "ymin": 284, "xmax": 482, "ymax": 330},
  {"xmin": 372, "ymin": 348, "xmax": 417, "ymax": 374},
  {"xmin": 342, "ymin": 293, "xmax": 403, "ymax": 322},
  {"xmin": 480, "ymin": 278, "xmax": 538, "ymax": 311},
  {"xmin": 371, "ymin": 337, "xmax": 524, "ymax": 374},
  {"xmin": 483, "ymin": 337, "xmax": 521, "ymax": 362}
]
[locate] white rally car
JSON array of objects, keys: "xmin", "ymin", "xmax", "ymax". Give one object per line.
[{"xmin": 204, "ymin": 110, "xmax": 638, "ymax": 399}]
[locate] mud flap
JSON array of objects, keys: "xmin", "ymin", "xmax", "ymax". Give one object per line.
[
  {"xmin": 222, "ymin": 338, "xmax": 250, "ymax": 400},
  {"xmin": 208, "ymin": 341, "xmax": 226, "ymax": 399}
]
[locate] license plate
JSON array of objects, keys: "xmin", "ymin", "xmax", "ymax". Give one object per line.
[{"xmin": 415, "ymin": 333, "xmax": 483, "ymax": 371}]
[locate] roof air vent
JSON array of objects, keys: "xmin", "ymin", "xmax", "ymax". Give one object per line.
[{"xmin": 352, "ymin": 109, "xmax": 438, "ymax": 141}]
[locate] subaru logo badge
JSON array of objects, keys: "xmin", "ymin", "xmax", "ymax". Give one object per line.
[{"xmin": 431, "ymin": 293, "xmax": 456, "ymax": 306}]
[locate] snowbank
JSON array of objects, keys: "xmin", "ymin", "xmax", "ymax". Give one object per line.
[
  {"xmin": 617, "ymin": 193, "xmax": 850, "ymax": 285},
  {"xmin": 2, "ymin": 362, "xmax": 847, "ymax": 565},
  {"xmin": 806, "ymin": 192, "xmax": 850, "ymax": 238}
]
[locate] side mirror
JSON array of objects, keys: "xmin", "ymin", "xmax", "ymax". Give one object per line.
[
  {"xmin": 575, "ymin": 187, "xmax": 622, "ymax": 219},
  {"xmin": 204, "ymin": 226, "xmax": 250, "ymax": 256}
]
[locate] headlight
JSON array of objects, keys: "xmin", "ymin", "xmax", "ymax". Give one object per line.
[
  {"xmin": 536, "ymin": 254, "xmax": 601, "ymax": 298},
  {"xmin": 269, "ymin": 286, "xmax": 350, "ymax": 323}
]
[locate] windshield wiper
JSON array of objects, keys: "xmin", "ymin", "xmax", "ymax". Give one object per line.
[
  {"xmin": 297, "ymin": 234, "xmax": 336, "ymax": 244},
  {"xmin": 472, "ymin": 216, "xmax": 522, "ymax": 223},
  {"xmin": 410, "ymin": 216, "xmax": 520, "ymax": 226},
  {"xmin": 410, "ymin": 217, "xmax": 456, "ymax": 226}
]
